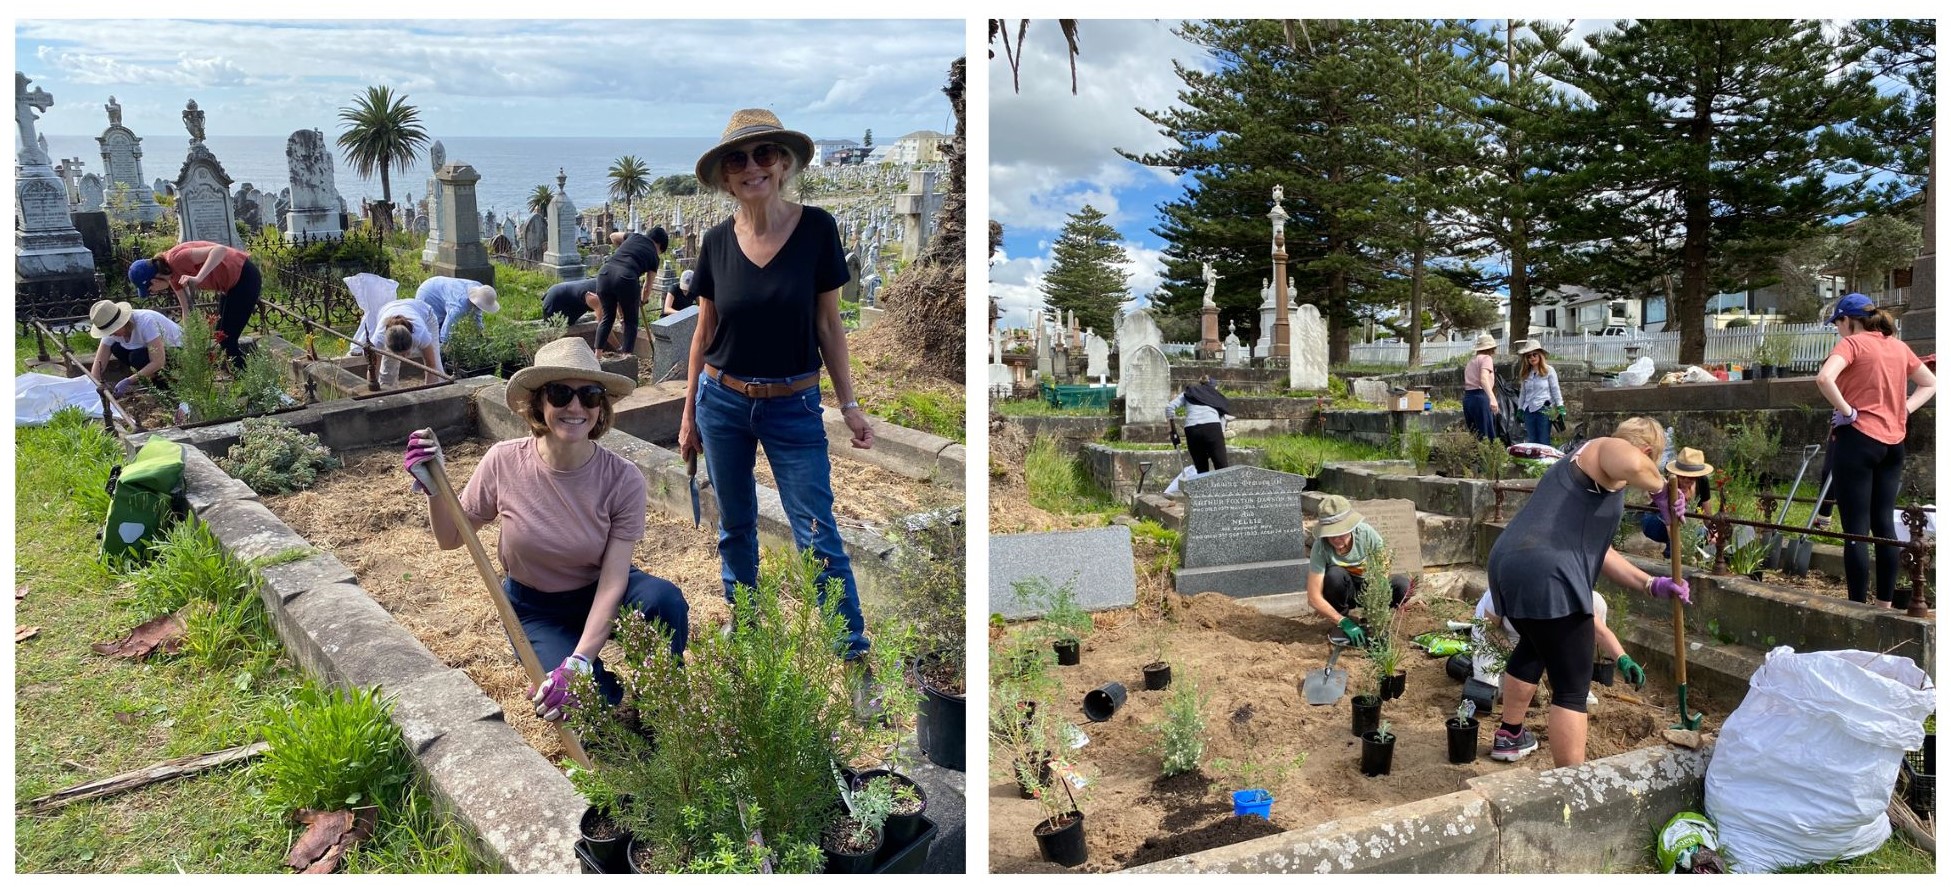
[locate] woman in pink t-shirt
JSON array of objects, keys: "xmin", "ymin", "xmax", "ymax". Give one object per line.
[
  {"xmin": 404, "ymin": 337, "xmax": 689, "ymax": 720},
  {"xmin": 1815, "ymin": 293, "xmax": 1936, "ymax": 605},
  {"xmin": 1462, "ymin": 333, "xmax": 1500, "ymax": 440}
]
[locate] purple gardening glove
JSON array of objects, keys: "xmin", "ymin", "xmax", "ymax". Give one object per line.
[
  {"xmin": 1650, "ymin": 576, "xmax": 1692, "ymax": 605},
  {"xmin": 1652, "ymin": 487, "xmax": 1687, "ymax": 525},
  {"xmin": 112, "ymin": 376, "xmax": 138, "ymax": 397},
  {"xmin": 403, "ymin": 429, "xmax": 443, "ymax": 495},
  {"xmin": 1831, "ymin": 407, "xmax": 1857, "ymax": 429},
  {"xmin": 531, "ymin": 653, "xmax": 592, "ymax": 722}
]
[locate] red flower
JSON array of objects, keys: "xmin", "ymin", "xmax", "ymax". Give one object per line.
[{"xmin": 213, "ymin": 330, "xmax": 229, "ymax": 344}]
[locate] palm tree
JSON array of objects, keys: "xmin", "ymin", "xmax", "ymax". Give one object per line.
[
  {"xmin": 528, "ymin": 185, "xmax": 554, "ymax": 216},
  {"xmin": 336, "ymin": 85, "xmax": 430, "ymax": 236},
  {"xmin": 607, "ymin": 155, "xmax": 651, "ymax": 227}
]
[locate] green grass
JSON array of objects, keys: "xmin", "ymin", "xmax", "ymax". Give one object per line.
[
  {"xmin": 1776, "ymin": 835, "xmax": 1935, "ymax": 874},
  {"xmin": 1024, "ymin": 435, "xmax": 1121, "ymax": 517},
  {"xmin": 1236, "ymin": 433, "xmax": 1397, "ymax": 476},
  {"xmin": 14, "ymin": 410, "xmax": 490, "ymax": 873},
  {"xmin": 872, "ymin": 389, "xmax": 966, "ymax": 443},
  {"xmin": 992, "ymin": 398, "xmax": 1107, "ymax": 417}
]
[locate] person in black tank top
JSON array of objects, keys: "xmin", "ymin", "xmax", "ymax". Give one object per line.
[
  {"xmin": 678, "ymin": 109, "xmax": 876, "ymax": 670},
  {"xmin": 1483, "ymin": 417, "xmax": 1693, "ymax": 767}
]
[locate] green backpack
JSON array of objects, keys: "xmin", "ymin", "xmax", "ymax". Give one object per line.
[{"xmin": 102, "ymin": 436, "xmax": 189, "ymax": 565}]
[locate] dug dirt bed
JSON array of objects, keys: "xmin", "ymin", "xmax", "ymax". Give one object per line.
[
  {"xmin": 263, "ymin": 444, "xmax": 733, "ymax": 762},
  {"xmin": 988, "ymin": 592, "xmax": 1721, "ymax": 874}
]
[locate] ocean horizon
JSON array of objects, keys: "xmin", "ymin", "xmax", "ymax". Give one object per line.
[{"xmin": 35, "ymin": 133, "xmax": 879, "ymax": 223}]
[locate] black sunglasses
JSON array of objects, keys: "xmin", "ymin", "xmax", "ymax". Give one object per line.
[
  {"xmin": 541, "ymin": 382, "xmax": 607, "ymax": 409},
  {"xmin": 723, "ymin": 143, "xmax": 783, "ymax": 174}
]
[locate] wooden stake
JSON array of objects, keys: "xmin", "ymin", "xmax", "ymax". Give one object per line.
[{"xmin": 21, "ymin": 741, "xmax": 268, "ymax": 813}]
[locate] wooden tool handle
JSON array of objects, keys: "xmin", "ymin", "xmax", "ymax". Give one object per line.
[{"xmin": 1666, "ymin": 476, "xmax": 1688, "ymax": 687}]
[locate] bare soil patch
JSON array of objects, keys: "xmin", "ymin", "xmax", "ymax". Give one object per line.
[
  {"xmin": 262, "ymin": 444, "xmax": 732, "ymax": 762},
  {"xmin": 986, "ymin": 418, "xmax": 1110, "ymax": 534},
  {"xmin": 988, "ymin": 589, "xmax": 1720, "ymax": 873},
  {"xmin": 751, "ymin": 452, "xmax": 952, "ymax": 530}
]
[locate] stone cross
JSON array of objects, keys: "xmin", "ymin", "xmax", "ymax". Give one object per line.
[
  {"xmin": 182, "ymin": 99, "xmax": 205, "ymax": 145},
  {"xmin": 16, "ymin": 71, "xmax": 53, "ymax": 166}
]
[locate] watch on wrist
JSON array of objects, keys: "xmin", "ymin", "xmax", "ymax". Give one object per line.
[{"xmin": 842, "ymin": 400, "xmax": 861, "ymax": 412}]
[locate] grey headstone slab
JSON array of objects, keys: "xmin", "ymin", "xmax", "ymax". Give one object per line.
[
  {"xmin": 990, "ymin": 525, "xmax": 1135, "ymax": 619},
  {"xmin": 1351, "ymin": 498, "xmax": 1424, "ymax": 578},
  {"xmin": 1182, "ymin": 465, "xmax": 1309, "ymax": 569},
  {"xmin": 649, "ymin": 305, "xmax": 698, "ymax": 384}
]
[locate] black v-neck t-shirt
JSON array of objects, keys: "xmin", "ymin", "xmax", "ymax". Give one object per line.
[{"xmin": 693, "ymin": 205, "xmax": 849, "ymax": 378}]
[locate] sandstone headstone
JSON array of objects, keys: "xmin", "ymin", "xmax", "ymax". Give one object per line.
[
  {"xmin": 649, "ymin": 306, "xmax": 698, "ymax": 384},
  {"xmin": 1352, "ymin": 379, "xmax": 1390, "ymax": 405},
  {"xmin": 1347, "ymin": 498, "xmax": 1424, "ymax": 578},
  {"xmin": 521, "ymin": 212, "xmax": 547, "ymax": 262},
  {"xmin": 283, "ymin": 129, "xmax": 344, "ymax": 242},
  {"xmin": 430, "ymin": 162, "xmax": 493, "ymax": 286},
  {"xmin": 1290, "ymin": 303, "xmax": 1329, "ymax": 390},
  {"xmin": 895, "ymin": 168, "xmax": 941, "ymax": 262},
  {"xmin": 422, "ymin": 140, "xmax": 447, "ymax": 265},
  {"xmin": 1174, "ymin": 465, "xmax": 1310, "ymax": 598},
  {"xmin": 989, "ymin": 525, "xmax": 1137, "ymax": 619},
  {"xmin": 1123, "ymin": 344, "xmax": 1170, "ymax": 424},
  {"xmin": 173, "ymin": 140, "xmax": 242, "ymax": 248}
]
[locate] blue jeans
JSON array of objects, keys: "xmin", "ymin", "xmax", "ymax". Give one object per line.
[
  {"xmin": 1521, "ymin": 409, "xmax": 1552, "ymax": 446},
  {"xmin": 504, "ymin": 567, "xmax": 690, "ymax": 705},
  {"xmin": 1641, "ymin": 513, "xmax": 1671, "ymax": 557},
  {"xmin": 694, "ymin": 369, "xmax": 870, "ymax": 658},
  {"xmin": 1463, "ymin": 389, "xmax": 1497, "ymax": 440}
]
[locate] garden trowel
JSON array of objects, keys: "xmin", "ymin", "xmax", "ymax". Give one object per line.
[
  {"xmin": 1304, "ymin": 637, "xmax": 1350, "ymax": 705},
  {"xmin": 686, "ymin": 451, "xmax": 701, "ymax": 527}
]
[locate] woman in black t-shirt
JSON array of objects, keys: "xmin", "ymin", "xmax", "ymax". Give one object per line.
[
  {"xmin": 595, "ymin": 226, "xmax": 666, "ymax": 357},
  {"xmin": 679, "ymin": 109, "xmax": 875, "ymax": 666}
]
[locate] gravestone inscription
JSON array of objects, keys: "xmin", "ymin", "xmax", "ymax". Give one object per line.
[{"xmin": 1174, "ymin": 465, "xmax": 1310, "ymax": 598}]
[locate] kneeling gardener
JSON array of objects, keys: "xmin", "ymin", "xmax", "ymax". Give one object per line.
[{"xmin": 1304, "ymin": 494, "xmax": 1412, "ymax": 646}]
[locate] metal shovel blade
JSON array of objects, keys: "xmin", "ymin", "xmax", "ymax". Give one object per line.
[
  {"xmin": 1304, "ymin": 638, "xmax": 1349, "ymax": 705},
  {"xmin": 686, "ymin": 452, "xmax": 701, "ymax": 527}
]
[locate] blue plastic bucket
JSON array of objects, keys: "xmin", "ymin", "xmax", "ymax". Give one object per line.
[{"xmin": 1231, "ymin": 788, "xmax": 1273, "ymax": 819}]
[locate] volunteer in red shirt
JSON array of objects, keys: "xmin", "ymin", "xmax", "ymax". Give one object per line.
[{"xmin": 127, "ymin": 241, "xmax": 260, "ymax": 369}]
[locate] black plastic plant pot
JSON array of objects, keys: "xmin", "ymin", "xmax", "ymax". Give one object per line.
[
  {"xmin": 1592, "ymin": 658, "xmax": 1616, "ymax": 687},
  {"xmin": 1054, "ymin": 639, "xmax": 1082, "ymax": 666},
  {"xmin": 871, "ymin": 814, "xmax": 939, "ymax": 874},
  {"xmin": 1381, "ymin": 673, "xmax": 1406, "ymax": 701},
  {"xmin": 821, "ymin": 825, "xmax": 884, "ymax": 875},
  {"xmin": 1143, "ymin": 661, "xmax": 1173, "ymax": 691},
  {"xmin": 851, "ymin": 769, "xmax": 928, "ymax": 857},
  {"xmin": 1083, "ymin": 682, "xmax": 1128, "ymax": 722},
  {"xmin": 1445, "ymin": 652, "xmax": 1471, "ymax": 683},
  {"xmin": 1360, "ymin": 731, "xmax": 1397, "ymax": 776},
  {"xmin": 624, "ymin": 835, "xmax": 652, "ymax": 874},
  {"xmin": 913, "ymin": 656, "xmax": 966, "ymax": 772},
  {"xmin": 1447, "ymin": 718, "xmax": 1480, "ymax": 764},
  {"xmin": 573, "ymin": 839, "xmax": 607, "ymax": 874},
  {"xmin": 1034, "ymin": 810, "xmax": 1088, "ymax": 868},
  {"xmin": 1018, "ymin": 753, "xmax": 1053, "ymax": 799},
  {"xmin": 1351, "ymin": 695, "xmax": 1382, "ymax": 737},
  {"xmin": 579, "ymin": 806, "xmax": 631, "ymax": 873}
]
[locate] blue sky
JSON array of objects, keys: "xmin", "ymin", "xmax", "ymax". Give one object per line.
[{"xmin": 16, "ymin": 19, "xmax": 963, "ymax": 141}]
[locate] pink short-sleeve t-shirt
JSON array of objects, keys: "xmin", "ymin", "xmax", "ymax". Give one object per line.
[
  {"xmin": 459, "ymin": 437, "xmax": 647, "ymax": 592},
  {"xmin": 1830, "ymin": 331, "xmax": 1922, "ymax": 446}
]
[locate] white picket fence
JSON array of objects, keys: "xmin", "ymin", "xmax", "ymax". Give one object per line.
[{"xmin": 1345, "ymin": 321, "xmax": 1871, "ymax": 370}]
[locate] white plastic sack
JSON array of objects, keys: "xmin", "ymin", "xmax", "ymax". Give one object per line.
[
  {"xmin": 1704, "ymin": 647, "xmax": 1935, "ymax": 872},
  {"xmin": 15, "ymin": 373, "xmax": 128, "ymax": 426},
  {"xmin": 1680, "ymin": 365, "xmax": 1719, "ymax": 384},
  {"xmin": 1162, "ymin": 465, "xmax": 1200, "ymax": 498},
  {"xmin": 344, "ymin": 272, "xmax": 401, "ymax": 353},
  {"xmin": 1615, "ymin": 356, "xmax": 1656, "ymax": 387}
]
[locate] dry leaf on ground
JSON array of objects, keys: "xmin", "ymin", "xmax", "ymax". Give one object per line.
[
  {"xmin": 285, "ymin": 807, "xmax": 378, "ymax": 873},
  {"xmin": 17, "ymin": 625, "xmax": 41, "ymax": 642},
  {"xmin": 91, "ymin": 610, "xmax": 187, "ymax": 658}
]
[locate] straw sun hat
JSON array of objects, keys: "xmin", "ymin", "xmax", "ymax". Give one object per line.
[
  {"xmin": 693, "ymin": 108, "xmax": 814, "ymax": 188},
  {"xmin": 1665, "ymin": 447, "xmax": 1715, "ymax": 478},
  {"xmin": 88, "ymin": 300, "xmax": 135, "ymax": 338},
  {"xmin": 467, "ymin": 285, "xmax": 500, "ymax": 315},
  {"xmin": 1472, "ymin": 333, "xmax": 1498, "ymax": 352},
  {"xmin": 1516, "ymin": 339, "xmax": 1548, "ymax": 356},
  {"xmin": 504, "ymin": 337, "xmax": 637, "ymax": 415},
  {"xmin": 1315, "ymin": 494, "xmax": 1365, "ymax": 538}
]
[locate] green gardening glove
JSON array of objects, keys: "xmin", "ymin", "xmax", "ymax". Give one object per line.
[
  {"xmin": 1338, "ymin": 617, "xmax": 1367, "ymax": 648},
  {"xmin": 1554, "ymin": 405, "xmax": 1567, "ymax": 421},
  {"xmin": 1617, "ymin": 654, "xmax": 1645, "ymax": 690}
]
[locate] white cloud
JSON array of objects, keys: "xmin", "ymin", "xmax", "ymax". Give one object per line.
[{"xmin": 986, "ymin": 242, "xmax": 1170, "ymax": 330}]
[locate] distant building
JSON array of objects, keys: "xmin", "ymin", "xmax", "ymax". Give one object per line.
[
  {"xmin": 810, "ymin": 139, "xmax": 860, "ymax": 167},
  {"xmin": 889, "ymin": 130, "xmax": 948, "ymax": 165}
]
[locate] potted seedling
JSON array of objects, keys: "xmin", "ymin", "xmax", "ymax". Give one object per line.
[
  {"xmin": 1447, "ymin": 699, "xmax": 1481, "ymax": 764},
  {"xmin": 1014, "ymin": 576, "xmax": 1093, "ymax": 666},
  {"xmin": 885, "ymin": 520, "xmax": 966, "ymax": 772},
  {"xmin": 567, "ymin": 762, "xmax": 632, "ymax": 872},
  {"xmin": 1141, "ymin": 620, "xmax": 1173, "ymax": 690},
  {"xmin": 1149, "ymin": 666, "xmax": 1206, "ymax": 777},
  {"xmin": 1753, "ymin": 329, "xmax": 1794, "ymax": 379},
  {"xmin": 848, "ymin": 769, "xmax": 927, "ymax": 867},
  {"xmin": 1361, "ymin": 719, "xmax": 1397, "ymax": 776},
  {"xmin": 1028, "ymin": 754, "xmax": 1090, "ymax": 867},
  {"xmin": 1351, "ymin": 654, "xmax": 1385, "ymax": 737},
  {"xmin": 990, "ymin": 679, "xmax": 1059, "ymax": 800},
  {"xmin": 822, "ymin": 763, "xmax": 892, "ymax": 874}
]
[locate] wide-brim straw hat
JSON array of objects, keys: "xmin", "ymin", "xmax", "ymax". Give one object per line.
[
  {"xmin": 1315, "ymin": 494, "xmax": 1365, "ymax": 538},
  {"xmin": 1472, "ymin": 333, "xmax": 1498, "ymax": 352},
  {"xmin": 468, "ymin": 285, "xmax": 500, "ymax": 315},
  {"xmin": 88, "ymin": 300, "xmax": 134, "ymax": 338},
  {"xmin": 505, "ymin": 337, "xmax": 637, "ymax": 415},
  {"xmin": 1666, "ymin": 447, "xmax": 1715, "ymax": 478},
  {"xmin": 1517, "ymin": 339, "xmax": 1547, "ymax": 356},
  {"xmin": 694, "ymin": 108, "xmax": 814, "ymax": 188}
]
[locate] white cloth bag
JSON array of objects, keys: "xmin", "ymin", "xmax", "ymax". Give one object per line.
[
  {"xmin": 1704, "ymin": 647, "xmax": 1934, "ymax": 872},
  {"xmin": 15, "ymin": 372, "xmax": 128, "ymax": 426}
]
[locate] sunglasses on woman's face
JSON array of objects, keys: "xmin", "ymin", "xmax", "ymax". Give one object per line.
[
  {"xmin": 541, "ymin": 383, "xmax": 606, "ymax": 409},
  {"xmin": 722, "ymin": 143, "xmax": 782, "ymax": 174}
]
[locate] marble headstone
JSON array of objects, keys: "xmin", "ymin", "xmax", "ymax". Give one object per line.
[
  {"xmin": 1290, "ymin": 303, "xmax": 1329, "ymax": 390},
  {"xmin": 989, "ymin": 525, "xmax": 1137, "ymax": 619},
  {"xmin": 649, "ymin": 306, "xmax": 698, "ymax": 384},
  {"xmin": 1173, "ymin": 465, "xmax": 1311, "ymax": 598},
  {"xmin": 1115, "ymin": 307, "xmax": 1162, "ymax": 396},
  {"xmin": 173, "ymin": 142, "xmax": 242, "ymax": 247},
  {"xmin": 16, "ymin": 72, "xmax": 97, "ymax": 279},
  {"xmin": 421, "ymin": 140, "xmax": 447, "ymax": 265},
  {"xmin": 541, "ymin": 170, "xmax": 584, "ymax": 280},
  {"xmin": 283, "ymin": 129, "xmax": 344, "ymax": 242},
  {"xmin": 77, "ymin": 173, "xmax": 104, "ymax": 211},
  {"xmin": 95, "ymin": 106, "xmax": 163, "ymax": 223},
  {"xmin": 1034, "ymin": 317, "xmax": 1054, "ymax": 379},
  {"xmin": 1223, "ymin": 325, "xmax": 1245, "ymax": 368},
  {"xmin": 1085, "ymin": 332, "xmax": 1110, "ymax": 379},
  {"xmin": 429, "ymin": 162, "xmax": 493, "ymax": 286},
  {"xmin": 1255, "ymin": 278, "xmax": 1275, "ymax": 357},
  {"xmin": 1123, "ymin": 343, "xmax": 1170, "ymax": 424}
]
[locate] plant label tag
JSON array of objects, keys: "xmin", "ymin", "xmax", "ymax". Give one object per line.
[{"xmin": 1062, "ymin": 723, "xmax": 1089, "ymax": 749}]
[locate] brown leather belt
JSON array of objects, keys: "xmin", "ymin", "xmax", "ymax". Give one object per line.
[{"xmin": 704, "ymin": 365, "xmax": 820, "ymax": 399}]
